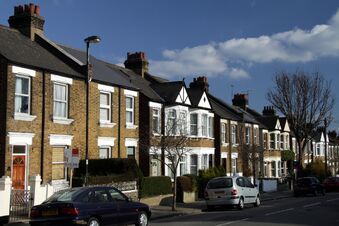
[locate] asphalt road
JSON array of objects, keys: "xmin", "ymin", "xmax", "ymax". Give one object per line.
[{"xmin": 151, "ymin": 192, "xmax": 339, "ymax": 226}]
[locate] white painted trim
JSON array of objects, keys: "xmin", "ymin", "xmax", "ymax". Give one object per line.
[
  {"xmin": 149, "ymin": 102, "xmax": 163, "ymax": 109},
  {"xmin": 231, "ymin": 152, "xmax": 238, "ymax": 159},
  {"xmin": 198, "ymin": 92, "xmax": 211, "ymax": 109},
  {"xmin": 14, "ymin": 113, "xmax": 37, "ymax": 121},
  {"xmin": 51, "ymin": 74, "xmax": 73, "ymax": 85},
  {"xmin": 8, "ymin": 132, "xmax": 35, "ymax": 145},
  {"xmin": 187, "ymin": 147, "xmax": 215, "ymax": 155},
  {"xmin": 253, "ymin": 124, "xmax": 259, "ymax": 128},
  {"xmin": 12, "ymin": 66, "xmax": 36, "ymax": 77},
  {"xmin": 262, "ymin": 129, "xmax": 269, "ymax": 133},
  {"xmin": 49, "ymin": 134, "xmax": 73, "ymax": 146},
  {"xmin": 124, "ymin": 89, "xmax": 138, "ymax": 97},
  {"xmin": 220, "ymin": 119, "xmax": 229, "ymax": 124},
  {"xmin": 221, "ymin": 152, "xmax": 228, "ymax": 158},
  {"xmin": 98, "ymin": 137, "xmax": 115, "ymax": 147},
  {"xmin": 230, "ymin": 120, "xmax": 238, "ymax": 125},
  {"xmin": 98, "ymin": 84, "xmax": 115, "ymax": 93},
  {"xmin": 125, "ymin": 138, "xmax": 139, "ymax": 147},
  {"xmin": 99, "ymin": 121, "xmax": 116, "ymax": 128},
  {"xmin": 53, "ymin": 117, "xmax": 74, "ymax": 125}
]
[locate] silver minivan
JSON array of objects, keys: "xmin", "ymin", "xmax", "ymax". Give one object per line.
[{"xmin": 204, "ymin": 176, "xmax": 260, "ymax": 210}]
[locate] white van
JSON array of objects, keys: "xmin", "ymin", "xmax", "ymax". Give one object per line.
[{"xmin": 204, "ymin": 176, "xmax": 260, "ymax": 210}]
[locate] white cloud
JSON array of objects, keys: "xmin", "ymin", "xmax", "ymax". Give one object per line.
[{"xmin": 149, "ymin": 9, "xmax": 339, "ymax": 79}]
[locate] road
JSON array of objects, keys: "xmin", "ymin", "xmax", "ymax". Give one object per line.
[{"xmin": 151, "ymin": 192, "xmax": 339, "ymax": 226}]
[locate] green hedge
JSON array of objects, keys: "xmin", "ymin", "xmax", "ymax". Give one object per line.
[
  {"xmin": 197, "ymin": 166, "xmax": 226, "ymax": 198},
  {"xmin": 74, "ymin": 158, "xmax": 143, "ymax": 178},
  {"xmin": 139, "ymin": 176, "xmax": 172, "ymax": 198},
  {"xmin": 72, "ymin": 158, "xmax": 143, "ymax": 187}
]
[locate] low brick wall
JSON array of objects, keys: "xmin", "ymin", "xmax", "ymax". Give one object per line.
[{"xmin": 140, "ymin": 194, "xmax": 172, "ymax": 206}]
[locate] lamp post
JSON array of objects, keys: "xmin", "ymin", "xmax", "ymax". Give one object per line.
[{"xmin": 84, "ymin": 35, "xmax": 101, "ymax": 185}]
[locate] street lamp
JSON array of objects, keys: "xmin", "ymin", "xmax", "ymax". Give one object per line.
[{"xmin": 84, "ymin": 35, "xmax": 101, "ymax": 185}]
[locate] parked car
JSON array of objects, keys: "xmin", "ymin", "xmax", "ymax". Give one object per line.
[
  {"xmin": 30, "ymin": 186, "xmax": 151, "ymax": 226},
  {"xmin": 293, "ymin": 177, "xmax": 325, "ymax": 197},
  {"xmin": 323, "ymin": 177, "xmax": 339, "ymax": 192},
  {"xmin": 204, "ymin": 176, "xmax": 260, "ymax": 210}
]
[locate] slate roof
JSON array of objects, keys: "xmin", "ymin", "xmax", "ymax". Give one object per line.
[
  {"xmin": 0, "ymin": 25, "xmax": 82, "ymax": 77},
  {"xmin": 208, "ymin": 94, "xmax": 242, "ymax": 121},
  {"xmin": 150, "ymin": 81, "xmax": 184, "ymax": 103},
  {"xmin": 57, "ymin": 44, "xmax": 139, "ymax": 90},
  {"xmin": 257, "ymin": 116, "xmax": 279, "ymax": 131},
  {"xmin": 187, "ymin": 88, "xmax": 204, "ymax": 107}
]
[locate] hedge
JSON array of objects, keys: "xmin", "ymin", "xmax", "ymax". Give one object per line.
[
  {"xmin": 74, "ymin": 158, "xmax": 143, "ymax": 178},
  {"xmin": 139, "ymin": 176, "xmax": 172, "ymax": 198}
]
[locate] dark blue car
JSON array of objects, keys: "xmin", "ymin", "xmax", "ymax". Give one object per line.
[{"xmin": 30, "ymin": 186, "xmax": 151, "ymax": 226}]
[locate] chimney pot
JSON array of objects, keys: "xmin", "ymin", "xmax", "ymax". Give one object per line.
[
  {"xmin": 35, "ymin": 5, "xmax": 40, "ymax": 15},
  {"xmin": 29, "ymin": 3, "xmax": 35, "ymax": 14},
  {"xmin": 24, "ymin": 4, "xmax": 30, "ymax": 13}
]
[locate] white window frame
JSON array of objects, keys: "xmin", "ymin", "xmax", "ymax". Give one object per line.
[
  {"xmin": 127, "ymin": 146, "xmax": 136, "ymax": 159},
  {"xmin": 201, "ymin": 114, "xmax": 208, "ymax": 137},
  {"xmin": 221, "ymin": 123, "xmax": 226, "ymax": 144},
  {"xmin": 53, "ymin": 82, "xmax": 69, "ymax": 119},
  {"xmin": 270, "ymin": 133, "xmax": 275, "ymax": 149},
  {"xmin": 99, "ymin": 91, "xmax": 112, "ymax": 123},
  {"xmin": 167, "ymin": 109, "xmax": 177, "ymax": 135},
  {"xmin": 15, "ymin": 75, "xmax": 31, "ymax": 115},
  {"xmin": 190, "ymin": 154, "xmax": 198, "ymax": 175},
  {"xmin": 190, "ymin": 113, "xmax": 198, "ymax": 136},
  {"xmin": 201, "ymin": 154, "xmax": 209, "ymax": 170},
  {"xmin": 99, "ymin": 146, "xmax": 112, "ymax": 159},
  {"xmin": 245, "ymin": 127, "xmax": 250, "ymax": 144},
  {"xmin": 280, "ymin": 134, "xmax": 284, "ymax": 150},
  {"xmin": 152, "ymin": 108, "xmax": 161, "ymax": 134},
  {"xmin": 208, "ymin": 116, "xmax": 214, "ymax": 138},
  {"xmin": 231, "ymin": 125, "xmax": 237, "ymax": 145},
  {"xmin": 125, "ymin": 96, "xmax": 134, "ymax": 126}
]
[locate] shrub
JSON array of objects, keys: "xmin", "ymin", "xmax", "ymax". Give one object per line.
[
  {"xmin": 139, "ymin": 176, "xmax": 172, "ymax": 198},
  {"xmin": 183, "ymin": 174, "xmax": 198, "ymax": 192},
  {"xmin": 74, "ymin": 158, "xmax": 143, "ymax": 179}
]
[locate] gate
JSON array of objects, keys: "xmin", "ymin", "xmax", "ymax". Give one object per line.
[{"xmin": 9, "ymin": 189, "xmax": 33, "ymax": 222}]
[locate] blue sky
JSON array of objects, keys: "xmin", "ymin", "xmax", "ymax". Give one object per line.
[{"xmin": 1, "ymin": 0, "xmax": 339, "ymax": 129}]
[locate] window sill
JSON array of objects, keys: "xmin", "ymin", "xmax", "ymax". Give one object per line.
[
  {"xmin": 126, "ymin": 124, "xmax": 138, "ymax": 129},
  {"xmin": 232, "ymin": 144, "xmax": 239, "ymax": 147},
  {"xmin": 99, "ymin": 121, "xmax": 116, "ymax": 128},
  {"xmin": 222, "ymin": 143, "xmax": 229, "ymax": 147},
  {"xmin": 53, "ymin": 117, "xmax": 74, "ymax": 125},
  {"xmin": 14, "ymin": 113, "xmax": 37, "ymax": 121}
]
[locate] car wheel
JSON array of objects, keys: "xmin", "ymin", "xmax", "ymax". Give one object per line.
[
  {"xmin": 254, "ymin": 196, "xmax": 260, "ymax": 207},
  {"xmin": 207, "ymin": 205, "xmax": 214, "ymax": 211},
  {"xmin": 135, "ymin": 211, "xmax": 149, "ymax": 226},
  {"xmin": 237, "ymin": 197, "xmax": 244, "ymax": 210},
  {"xmin": 87, "ymin": 217, "xmax": 100, "ymax": 226}
]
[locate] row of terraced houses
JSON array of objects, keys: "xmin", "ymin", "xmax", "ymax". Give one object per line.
[{"xmin": 1, "ymin": 4, "xmax": 338, "ymax": 191}]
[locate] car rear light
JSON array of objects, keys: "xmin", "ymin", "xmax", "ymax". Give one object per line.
[
  {"xmin": 60, "ymin": 206, "xmax": 79, "ymax": 216},
  {"xmin": 204, "ymin": 190, "xmax": 208, "ymax": 198},
  {"xmin": 30, "ymin": 209, "xmax": 40, "ymax": 218},
  {"xmin": 231, "ymin": 189, "xmax": 238, "ymax": 196}
]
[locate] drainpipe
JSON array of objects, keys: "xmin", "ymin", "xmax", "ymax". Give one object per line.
[
  {"xmin": 40, "ymin": 71, "xmax": 46, "ymax": 182},
  {"xmin": 118, "ymin": 87, "xmax": 121, "ymax": 158}
]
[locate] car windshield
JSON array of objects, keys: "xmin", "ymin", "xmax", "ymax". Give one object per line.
[
  {"xmin": 207, "ymin": 178, "xmax": 233, "ymax": 189},
  {"xmin": 44, "ymin": 189, "xmax": 82, "ymax": 203}
]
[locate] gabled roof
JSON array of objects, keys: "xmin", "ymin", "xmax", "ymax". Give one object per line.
[
  {"xmin": 0, "ymin": 25, "xmax": 82, "ymax": 77},
  {"xmin": 279, "ymin": 117, "xmax": 290, "ymax": 132},
  {"xmin": 150, "ymin": 81, "xmax": 187, "ymax": 104},
  {"xmin": 257, "ymin": 116, "xmax": 280, "ymax": 131},
  {"xmin": 187, "ymin": 88, "xmax": 211, "ymax": 109}
]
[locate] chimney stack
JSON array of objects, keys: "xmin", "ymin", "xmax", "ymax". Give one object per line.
[
  {"xmin": 262, "ymin": 106, "xmax": 276, "ymax": 116},
  {"xmin": 189, "ymin": 76, "xmax": 209, "ymax": 92},
  {"xmin": 124, "ymin": 52, "xmax": 149, "ymax": 78},
  {"xmin": 232, "ymin": 93, "xmax": 249, "ymax": 110},
  {"xmin": 8, "ymin": 3, "xmax": 45, "ymax": 41}
]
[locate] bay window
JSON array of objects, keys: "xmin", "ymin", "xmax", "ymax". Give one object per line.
[
  {"xmin": 201, "ymin": 114, "xmax": 208, "ymax": 137},
  {"xmin": 221, "ymin": 123, "xmax": 226, "ymax": 143},
  {"xmin": 190, "ymin": 113, "xmax": 198, "ymax": 136},
  {"xmin": 152, "ymin": 108, "xmax": 161, "ymax": 134}
]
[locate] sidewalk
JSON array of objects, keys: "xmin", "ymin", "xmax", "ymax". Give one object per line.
[{"xmin": 150, "ymin": 190, "xmax": 293, "ymax": 220}]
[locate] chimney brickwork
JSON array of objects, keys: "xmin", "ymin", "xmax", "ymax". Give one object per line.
[
  {"xmin": 124, "ymin": 52, "xmax": 149, "ymax": 78},
  {"xmin": 8, "ymin": 3, "xmax": 45, "ymax": 40},
  {"xmin": 262, "ymin": 106, "xmax": 276, "ymax": 116},
  {"xmin": 189, "ymin": 76, "xmax": 209, "ymax": 92},
  {"xmin": 232, "ymin": 93, "xmax": 248, "ymax": 110}
]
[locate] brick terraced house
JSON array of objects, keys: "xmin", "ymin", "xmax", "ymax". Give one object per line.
[{"xmin": 0, "ymin": 4, "xmax": 141, "ymax": 190}]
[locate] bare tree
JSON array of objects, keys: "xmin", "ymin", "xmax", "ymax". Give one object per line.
[
  {"xmin": 143, "ymin": 110, "xmax": 191, "ymax": 211},
  {"xmin": 266, "ymin": 71, "xmax": 335, "ymax": 174}
]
